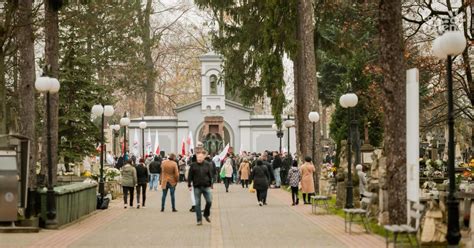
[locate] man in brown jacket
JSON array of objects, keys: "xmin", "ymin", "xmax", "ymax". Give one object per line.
[{"xmin": 160, "ymin": 153, "xmax": 179, "ymax": 212}]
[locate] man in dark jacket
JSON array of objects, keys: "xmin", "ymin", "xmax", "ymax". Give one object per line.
[
  {"xmin": 188, "ymin": 147, "xmax": 214, "ymax": 226},
  {"xmin": 261, "ymin": 153, "xmax": 274, "ymax": 183},
  {"xmin": 135, "ymin": 158, "xmax": 149, "ymax": 208},
  {"xmin": 148, "ymin": 156, "xmax": 162, "ymax": 191},
  {"xmin": 272, "ymin": 152, "xmax": 283, "ymax": 188}
]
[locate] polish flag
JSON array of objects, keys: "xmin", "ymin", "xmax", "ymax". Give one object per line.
[
  {"xmin": 186, "ymin": 131, "xmax": 194, "ymax": 153},
  {"xmin": 218, "ymin": 143, "xmax": 230, "ymax": 162},
  {"xmin": 154, "ymin": 130, "xmax": 160, "ymax": 155}
]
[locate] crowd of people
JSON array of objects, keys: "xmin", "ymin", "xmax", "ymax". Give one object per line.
[{"xmin": 110, "ymin": 143, "xmax": 322, "ymax": 226}]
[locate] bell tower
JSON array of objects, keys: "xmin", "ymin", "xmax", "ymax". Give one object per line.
[{"xmin": 199, "ymin": 52, "xmax": 225, "ymax": 111}]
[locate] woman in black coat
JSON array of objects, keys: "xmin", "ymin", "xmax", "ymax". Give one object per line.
[{"xmin": 251, "ymin": 160, "xmax": 271, "ymax": 206}]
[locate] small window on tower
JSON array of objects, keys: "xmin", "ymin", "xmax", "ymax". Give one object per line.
[{"xmin": 210, "ymin": 75, "xmax": 217, "ymax": 95}]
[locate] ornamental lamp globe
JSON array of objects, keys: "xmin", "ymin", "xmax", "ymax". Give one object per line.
[
  {"xmin": 308, "ymin": 112, "xmax": 320, "ymax": 123},
  {"xmin": 346, "ymin": 93, "xmax": 358, "ymax": 107},
  {"xmin": 48, "ymin": 77, "xmax": 60, "ymax": 93},
  {"xmin": 139, "ymin": 121, "xmax": 147, "ymax": 129},
  {"xmin": 440, "ymin": 30, "xmax": 467, "ymax": 56},
  {"xmin": 91, "ymin": 104, "xmax": 104, "ymax": 117},
  {"xmin": 113, "ymin": 124, "xmax": 121, "ymax": 131},
  {"xmin": 120, "ymin": 116, "xmax": 130, "ymax": 126},
  {"xmin": 103, "ymin": 105, "xmax": 115, "ymax": 117},
  {"xmin": 339, "ymin": 94, "xmax": 349, "ymax": 108},
  {"xmin": 432, "ymin": 36, "xmax": 448, "ymax": 60},
  {"xmin": 35, "ymin": 76, "xmax": 51, "ymax": 92}
]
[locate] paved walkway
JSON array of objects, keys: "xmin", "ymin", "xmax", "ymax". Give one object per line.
[{"xmin": 1, "ymin": 183, "xmax": 385, "ymax": 248}]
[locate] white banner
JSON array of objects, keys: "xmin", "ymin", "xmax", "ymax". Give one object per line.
[{"xmin": 406, "ymin": 68, "xmax": 420, "ymax": 203}]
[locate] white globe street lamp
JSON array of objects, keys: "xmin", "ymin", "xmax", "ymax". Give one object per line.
[
  {"xmin": 139, "ymin": 118, "xmax": 147, "ymax": 158},
  {"xmin": 119, "ymin": 112, "xmax": 130, "ymax": 156},
  {"xmin": 431, "ymin": 26, "xmax": 466, "ymax": 245},
  {"xmin": 35, "ymin": 74, "xmax": 61, "ymax": 222},
  {"xmin": 91, "ymin": 103, "xmax": 115, "ymax": 197},
  {"xmin": 272, "ymin": 123, "xmax": 284, "ymax": 153},
  {"xmin": 103, "ymin": 105, "xmax": 115, "ymax": 117},
  {"xmin": 308, "ymin": 112, "xmax": 320, "ymax": 123},
  {"xmin": 91, "ymin": 104, "xmax": 104, "ymax": 117},
  {"xmin": 308, "ymin": 111, "xmax": 320, "ymax": 162}
]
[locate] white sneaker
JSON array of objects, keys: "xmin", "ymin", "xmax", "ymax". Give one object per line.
[
  {"xmin": 142, "ymin": 206, "xmax": 146, "ymax": 209},
  {"xmin": 124, "ymin": 204, "xmax": 128, "ymax": 209},
  {"xmin": 258, "ymin": 201, "xmax": 263, "ymax": 206}
]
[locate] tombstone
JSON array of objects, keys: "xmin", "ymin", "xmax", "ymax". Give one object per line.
[{"xmin": 377, "ymin": 152, "xmax": 390, "ymax": 225}]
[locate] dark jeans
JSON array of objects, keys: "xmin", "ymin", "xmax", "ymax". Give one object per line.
[
  {"xmin": 161, "ymin": 182, "xmax": 176, "ymax": 210},
  {"xmin": 241, "ymin": 179, "xmax": 249, "ymax": 188},
  {"xmin": 193, "ymin": 186, "xmax": 212, "ymax": 222},
  {"xmin": 136, "ymin": 183, "xmax": 147, "ymax": 206},
  {"xmin": 215, "ymin": 167, "xmax": 221, "ymax": 183},
  {"xmin": 256, "ymin": 189, "xmax": 268, "ymax": 203},
  {"xmin": 302, "ymin": 193, "xmax": 314, "ymax": 203},
  {"xmin": 223, "ymin": 177, "xmax": 232, "ymax": 191},
  {"xmin": 291, "ymin": 186, "xmax": 299, "ymax": 203},
  {"xmin": 123, "ymin": 186, "xmax": 134, "ymax": 206}
]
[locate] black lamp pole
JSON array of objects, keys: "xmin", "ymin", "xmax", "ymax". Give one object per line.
[
  {"xmin": 287, "ymin": 115, "xmax": 291, "ymax": 154},
  {"xmin": 446, "ymin": 54, "xmax": 461, "ymax": 245},
  {"xmin": 99, "ymin": 108, "xmax": 105, "ymax": 197},
  {"xmin": 45, "ymin": 91, "xmax": 56, "ymax": 221},
  {"xmin": 312, "ymin": 121, "xmax": 316, "ymax": 162},
  {"xmin": 277, "ymin": 129, "xmax": 284, "ymax": 154},
  {"xmin": 141, "ymin": 116, "xmax": 145, "ymax": 158},
  {"xmin": 123, "ymin": 112, "xmax": 127, "ymax": 156},
  {"xmin": 345, "ymin": 107, "xmax": 354, "ymax": 209}
]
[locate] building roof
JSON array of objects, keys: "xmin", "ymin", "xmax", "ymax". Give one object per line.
[{"xmin": 174, "ymin": 99, "xmax": 253, "ymax": 113}]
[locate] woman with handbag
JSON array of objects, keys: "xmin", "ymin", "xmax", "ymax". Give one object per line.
[{"xmin": 221, "ymin": 159, "xmax": 234, "ymax": 192}]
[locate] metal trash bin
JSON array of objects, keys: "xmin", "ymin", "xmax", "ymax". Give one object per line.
[{"xmin": 0, "ymin": 150, "xmax": 18, "ymax": 222}]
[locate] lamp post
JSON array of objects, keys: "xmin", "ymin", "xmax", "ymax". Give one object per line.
[
  {"xmin": 431, "ymin": 21, "xmax": 466, "ymax": 246},
  {"xmin": 284, "ymin": 117, "xmax": 294, "ymax": 155},
  {"xmin": 91, "ymin": 104, "xmax": 115, "ymax": 197},
  {"xmin": 110, "ymin": 123, "xmax": 120, "ymax": 156},
  {"xmin": 35, "ymin": 75, "xmax": 60, "ymax": 222},
  {"xmin": 308, "ymin": 112, "xmax": 320, "ymax": 161},
  {"xmin": 120, "ymin": 112, "xmax": 130, "ymax": 156},
  {"xmin": 339, "ymin": 92, "xmax": 358, "ymax": 209},
  {"xmin": 272, "ymin": 124, "xmax": 284, "ymax": 153},
  {"xmin": 139, "ymin": 117, "xmax": 147, "ymax": 158}
]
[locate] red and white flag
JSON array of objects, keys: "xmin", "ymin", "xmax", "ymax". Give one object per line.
[
  {"xmin": 186, "ymin": 131, "xmax": 194, "ymax": 153},
  {"xmin": 154, "ymin": 130, "xmax": 160, "ymax": 155},
  {"xmin": 96, "ymin": 143, "xmax": 102, "ymax": 153},
  {"xmin": 218, "ymin": 143, "xmax": 230, "ymax": 162}
]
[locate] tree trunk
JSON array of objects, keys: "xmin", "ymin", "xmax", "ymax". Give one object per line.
[
  {"xmin": 294, "ymin": 0, "xmax": 321, "ymax": 193},
  {"xmin": 17, "ymin": 0, "xmax": 37, "ymax": 189},
  {"xmin": 0, "ymin": 51, "xmax": 6, "ymax": 134},
  {"xmin": 379, "ymin": 0, "xmax": 407, "ymax": 224},
  {"xmin": 141, "ymin": 0, "xmax": 157, "ymax": 116},
  {"xmin": 40, "ymin": 0, "xmax": 61, "ymax": 186}
]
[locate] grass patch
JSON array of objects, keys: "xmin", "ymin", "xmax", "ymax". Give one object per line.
[{"xmin": 281, "ymin": 186, "xmax": 410, "ymax": 243}]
